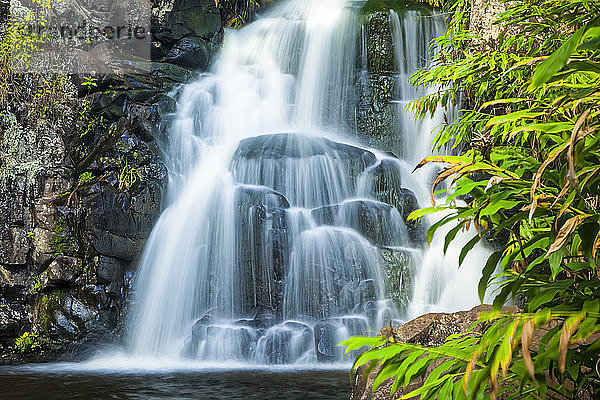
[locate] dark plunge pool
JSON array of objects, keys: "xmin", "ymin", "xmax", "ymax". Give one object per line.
[{"xmin": 0, "ymin": 365, "xmax": 352, "ymax": 400}]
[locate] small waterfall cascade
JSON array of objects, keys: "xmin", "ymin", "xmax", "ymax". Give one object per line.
[
  {"xmin": 387, "ymin": 9, "xmax": 492, "ymax": 318},
  {"xmin": 125, "ymin": 0, "xmax": 489, "ymax": 365}
]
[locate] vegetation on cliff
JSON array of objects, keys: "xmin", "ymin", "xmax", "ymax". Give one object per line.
[{"xmin": 343, "ymin": 0, "xmax": 600, "ymax": 398}]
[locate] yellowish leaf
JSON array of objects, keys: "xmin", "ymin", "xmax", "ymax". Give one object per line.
[
  {"xmin": 558, "ymin": 313, "xmax": 585, "ymax": 376},
  {"xmin": 500, "ymin": 320, "xmax": 519, "ymax": 377},
  {"xmin": 566, "ymin": 109, "xmax": 591, "ymax": 189},
  {"xmin": 521, "ymin": 319, "xmax": 536, "ymax": 382},
  {"xmin": 529, "ymin": 142, "xmax": 569, "ymax": 222},
  {"xmin": 547, "ymin": 215, "xmax": 587, "ymax": 255},
  {"xmin": 485, "ymin": 176, "xmax": 510, "ymax": 192}
]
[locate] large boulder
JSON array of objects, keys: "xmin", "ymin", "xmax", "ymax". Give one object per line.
[
  {"xmin": 158, "ymin": 0, "xmax": 221, "ymax": 44},
  {"xmin": 165, "ymin": 36, "xmax": 212, "ymax": 69},
  {"xmin": 231, "ymin": 133, "xmax": 377, "ymax": 207},
  {"xmin": 351, "ymin": 305, "xmax": 519, "ymax": 400},
  {"xmin": 312, "ymin": 199, "xmax": 404, "ymax": 247}
]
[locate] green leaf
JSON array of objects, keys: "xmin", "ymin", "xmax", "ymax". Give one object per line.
[
  {"xmin": 479, "ymin": 200, "xmax": 520, "ymax": 218},
  {"xmin": 444, "ymin": 221, "xmax": 467, "ymax": 254},
  {"xmin": 566, "ymin": 61, "xmax": 600, "ymax": 74},
  {"xmin": 427, "ymin": 213, "xmax": 460, "ymax": 245},
  {"xmin": 548, "ymin": 249, "xmax": 564, "ymax": 280},
  {"xmin": 528, "ymin": 22, "xmax": 598, "ymax": 91},
  {"xmin": 438, "ymin": 377, "xmax": 454, "ymax": 399},
  {"xmin": 528, "ymin": 288, "xmax": 561, "ymax": 312},
  {"xmin": 372, "ymin": 362, "xmax": 400, "ymax": 392},
  {"xmin": 479, "ymin": 251, "xmax": 502, "ymax": 302},
  {"xmin": 403, "ymin": 356, "xmax": 430, "ymax": 386},
  {"xmin": 459, "ymin": 235, "xmax": 481, "ymax": 267},
  {"xmin": 579, "ymin": 35, "xmax": 600, "ymax": 50},
  {"xmin": 338, "ymin": 336, "xmax": 385, "ymax": 353},
  {"xmin": 486, "ymin": 111, "xmax": 545, "ymax": 127},
  {"xmin": 529, "ymin": 26, "xmax": 586, "ymax": 89},
  {"xmin": 407, "ymin": 206, "xmax": 449, "ymax": 222},
  {"xmin": 353, "ymin": 346, "xmax": 402, "ymax": 369}
]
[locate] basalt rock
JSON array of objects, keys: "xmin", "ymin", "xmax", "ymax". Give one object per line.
[
  {"xmin": 312, "ymin": 199, "xmax": 404, "ymax": 247},
  {"xmin": 235, "ymin": 186, "xmax": 289, "ymax": 316},
  {"xmin": 231, "ymin": 133, "xmax": 378, "ymax": 207}
]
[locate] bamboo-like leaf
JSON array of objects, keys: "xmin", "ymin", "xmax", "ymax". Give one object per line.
[
  {"xmin": 399, "ymin": 375, "xmax": 454, "ymax": 399},
  {"xmin": 372, "ymin": 362, "xmax": 399, "ymax": 392},
  {"xmin": 407, "ymin": 205, "xmax": 449, "ymax": 222},
  {"xmin": 459, "ymin": 235, "xmax": 481, "ymax": 266},
  {"xmin": 413, "ymin": 155, "xmax": 472, "ymax": 172},
  {"xmin": 479, "ymin": 200, "xmax": 519, "ymax": 218},
  {"xmin": 592, "ymin": 230, "xmax": 600, "ymax": 259},
  {"xmin": 508, "ymin": 122, "xmax": 574, "ymax": 139},
  {"xmin": 521, "ymin": 319, "xmax": 536, "ymax": 382},
  {"xmin": 529, "ymin": 142, "xmax": 569, "ymax": 222},
  {"xmin": 548, "ymin": 249, "xmax": 564, "ymax": 281},
  {"xmin": 547, "ymin": 215, "xmax": 587, "ymax": 255},
  {"xmin": 579, "ymin": 35, "xmax": 600, "ymax": 50},
  {"xmin": 529, "ymin": 289, "xmax": 560, "ymax": 312},
  {"xmin": 444, "ymin": 221, "xmax": 467, "ymax": 254},
  {"xmin": 478, "ymin": 98, "xmax": 534, "ymax": 111},
  {"xmin": 484, "ymin": 176, "xmax": 510, "ymax": 192},
  {"xmin": 486, "ymin": 111, "xmax": 544, "ymax": 128},
  {"xmin": 499, "ymin": 319, "xmax": 519, "ymax": 377},
  {"xmin": 478, "ymin": 251, "xmax": 502, "ymax": 302},
  {"xmin": 550, "ymin": 181, "xmax": 570, "ymax": 208},
  {"xmin": 431, "ymin": 165, "xmax": 465, "ymax": 205},
  {"xmin": 463, "ymin": 349, "xmax": 480, "ymax": 397},
  {"xmin": 529, "ymin": 26, "xmax": 587, "ymax": 89},
  {"xmin": 558, "ymin": 313, "xmax": 585, "ymax": 375},
  {"xmin": 566, "ymin": 109, "xmax": 592, "ymax": 189},
  {"xmin": 339, "ymin": 336, "xmax": 385, "ymax": 353}
]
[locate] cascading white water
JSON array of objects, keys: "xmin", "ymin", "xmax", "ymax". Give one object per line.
[
  {"xmin": 388, "ymin": 9, "xmax": 492, "ymax": 318},
  {"xmin": 125, "ymin": 0, "xmax": 490, "ymax": 366}
]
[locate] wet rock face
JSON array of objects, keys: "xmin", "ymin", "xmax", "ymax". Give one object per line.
[
  {"xmin": 367, "ymin": 12, "xmax": 395, "ymax": 74},
  {"xmin": 356, "ymin": 11, "xmax": 398, "ymax": 151},
  {"xmin": 381, "ymin": 248, "xmax": 413, "ymax": 315},
  {"xmin": 235, "ymin": 186, "xmax": 289, "ymax": 316},
  {"xmin": 0, "ymin": 0, "xmax": 222, "ymax": 362},
  {"xmin": 231, "ymin": 133, "xmax": 378, "ymax": 207},
  {"xmin": 312, "ymin": 199, "xmax": 404, "ymax": 247},
  {"xmin": 233, "ymin": 133, "xmax": 377, "ymax": 166}
]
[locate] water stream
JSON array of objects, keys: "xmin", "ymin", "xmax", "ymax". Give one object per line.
[{"xmin": 122, "ymin": 0, "xmax": 488, "ymax": 366}]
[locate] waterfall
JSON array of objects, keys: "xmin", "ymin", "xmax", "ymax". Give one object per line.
[
  {"xmin": 124, "ymin": 0, "xmax": 489, "ymax": 365},
  {"xmin": 388, "ymin": 9, "xmax": 492, "ymax": 318}
]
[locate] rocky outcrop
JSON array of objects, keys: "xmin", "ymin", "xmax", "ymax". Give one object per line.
[
  {"xmin": 351, "ymin": 305, "xmax": 519, "ymax": 400},
  {"xmin": 469, "ymin": 0, "xmax": 508, "ymax": 41},
  {"xmin": 0, "ymin": 0, "xmax": 226, "ymax": 363}
]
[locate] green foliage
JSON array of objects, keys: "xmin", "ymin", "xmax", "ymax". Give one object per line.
[
  {"xmin": 14, "ymin": 331, "xmax": 41, "ymax": 354},
  {"xmin": 118, "ymin": 158, "xmax": 140, "ymax": 192},
  {"xmin": 342, "ymin": 307, "xmax": 600, "ymax": 399},
  {"xmin": 50, "ymin": 216, "xmax": 77, "ymax": 256},
  {"xmin": 217, "ymin": 0, "xmax": 262, "ymax": 28},
  {"xmin": 81, "ymin": 76, "xmax": 97, "ymax": 89},
  {"xmin": 343, "ymin": 0, "xmax": 600, "ymax": 398},
  {"xmin": 78, "ymin": 171, "xmax": 94, "ymax": 183},
  {"xmin": 28, "ymin": 275, "xmax": 42, "ymax": 295}
]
